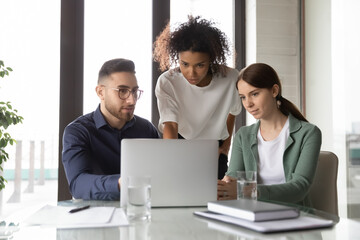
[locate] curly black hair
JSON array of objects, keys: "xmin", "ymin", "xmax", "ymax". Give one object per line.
[{"xmin": 153, "ymin": 16, "xmax": 232, "ymax": 75}]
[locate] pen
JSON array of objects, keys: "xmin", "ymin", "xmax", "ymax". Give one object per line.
[{"xmin": 69, "ymin": 205, "xmax": 90, "ymax": 213}]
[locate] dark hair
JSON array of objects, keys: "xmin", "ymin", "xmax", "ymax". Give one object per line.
[
  {"xmin": 237, "ymin": 63, "xmax": 308, "ymax": 122},
  {"xmin": 98, "ymin": 58, "xmax": 135, "ymax": 84},
  {"xmin": 153, "ymin": 16, "xmax": 231, "ymax": 76}
]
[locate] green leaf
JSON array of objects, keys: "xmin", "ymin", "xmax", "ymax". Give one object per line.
[
  {"xmin": 0, "ymin": 139, "xmax": 5, "ymax": 148},
  {"xmin": 0, "ymin": 176, "xmax": 6, "ymax": 191},
  {"xmin": 1, "ymin": 148, "xmax": 6, "ymax": 155},
  {"xmin": 6, "ymin": 102, "xmax": 12, "ymax": 109}
]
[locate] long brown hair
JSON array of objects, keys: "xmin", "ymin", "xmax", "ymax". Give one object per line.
[{"xmin": 237, "ymin": 63, "xmax": 307, "ymax": 122}]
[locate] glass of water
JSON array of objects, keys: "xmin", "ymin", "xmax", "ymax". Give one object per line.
[
  {"xmin": 126, "ymin": 176, "xmax": 151, "ymax": 221},
  {"xmin": 237, "ymin": 171, "xmax": 257, "ymax": 200}
]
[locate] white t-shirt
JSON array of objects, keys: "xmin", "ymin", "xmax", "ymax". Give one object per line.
[
  {"xmin": 155, "ymin": 68, "xmax": 242, "ymax": 140},
  {"xmin": 257, "ymin": 118, "xmax": 290, "ymax": 185}
]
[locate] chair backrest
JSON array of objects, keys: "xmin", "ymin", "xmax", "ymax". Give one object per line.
[{"xmin": 308, "ymin": 151, "xmax": 339, "ymax": 216}]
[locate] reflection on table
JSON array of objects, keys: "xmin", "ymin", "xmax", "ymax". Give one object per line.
[{"xmin": 8, "ymin": 199, "xmax": 360, "ymax": 240}]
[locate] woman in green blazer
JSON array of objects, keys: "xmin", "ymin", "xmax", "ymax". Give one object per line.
[{"xmin": 218, "ymin": 63, "xmax": 321, "ymax": 207}]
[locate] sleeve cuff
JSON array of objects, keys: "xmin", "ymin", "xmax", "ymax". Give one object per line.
[
  {"xmin": 257, "ymin": 185, "xmax": 270, "ymax": 200},
  {"xmin": 106, "ymin": 174, "xmax": 121, "ymax": 193}
]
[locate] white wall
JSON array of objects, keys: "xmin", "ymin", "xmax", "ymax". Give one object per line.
[
  {"xmin": 245, "ymin": 0, "xmax": 302, "ymax": 124},
  {"xmin": 304, "ymin": 0, "xmax": 334, "ymax": 150}
]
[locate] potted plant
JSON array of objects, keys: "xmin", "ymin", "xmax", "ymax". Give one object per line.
[{"xmin": 0, "ymin": 60, "xmax": 23, "ymax": 191}]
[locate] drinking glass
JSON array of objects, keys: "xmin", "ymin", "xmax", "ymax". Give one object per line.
[
  {"xmin": 237, "ymin": 171, "xmax": 257, "ymax": 200},
  {"xmin": 126, "ymin": 176, "xmax": 151, "ymax": 221}
]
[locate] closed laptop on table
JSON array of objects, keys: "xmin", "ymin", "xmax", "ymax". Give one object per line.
[{"xmin": 120, "ymin": 139, "xmax": 218, "ymax": 208}]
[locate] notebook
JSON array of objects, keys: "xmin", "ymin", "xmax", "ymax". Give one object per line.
[
  {"xmin": 194, "ymin": 211, "xmax": 334, "ymax": 233},
  {"xmin": 120, "ymin": 139, "xmax": 218, "ymax": 208},
  {"xmin": 207, "ymin": 199, "xmax": 300, "ymax": 222}
]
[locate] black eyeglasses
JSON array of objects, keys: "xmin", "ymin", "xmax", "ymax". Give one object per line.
[{"xmin": 108, "ymin": 87, "xmax": 143, "ymax": 100}]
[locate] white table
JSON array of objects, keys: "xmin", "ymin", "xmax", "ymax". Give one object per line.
[{"xmin": 7, "ymin": 200, "xmax": 360, "ymax": 240}]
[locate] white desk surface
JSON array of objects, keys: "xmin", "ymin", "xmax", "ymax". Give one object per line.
[{"xmin": 5, "ymin": 200, "xmax": 360, "ymax": 240}]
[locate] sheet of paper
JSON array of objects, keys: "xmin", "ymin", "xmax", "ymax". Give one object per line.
[
  {"xmin": 23, "ymin": 205, "xmax": 129, "ymax": 228},
  {"xmin": 194, "ymin": 211, "xmax": 334, "ymax": 233},
  {"xmin": 56, "ymin": 208, "xmax": 129, "ymax": 229}
]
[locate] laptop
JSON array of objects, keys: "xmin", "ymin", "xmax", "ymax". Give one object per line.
[{"xmin": 120, "ymin": 139, "xmax": 218, "ymax": 208}]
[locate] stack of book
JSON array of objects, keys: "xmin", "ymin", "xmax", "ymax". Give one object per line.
[{"xmin": 194, "ymin": 199, "xmax": 334, "ymax": 233}]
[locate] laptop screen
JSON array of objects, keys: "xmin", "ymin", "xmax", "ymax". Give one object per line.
[{"xmin": 120, "ymin": 139, "xmax": 218, "ymax": 207}]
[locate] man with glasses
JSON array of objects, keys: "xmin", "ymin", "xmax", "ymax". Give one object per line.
[{"xmin": 62, "ymin": 58, "xmax": 159, "ymax": 200}]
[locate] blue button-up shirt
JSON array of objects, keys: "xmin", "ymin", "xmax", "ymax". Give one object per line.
[{"xmin": 62, "ymin": 105, "xmax": 159, "ymax": 200}]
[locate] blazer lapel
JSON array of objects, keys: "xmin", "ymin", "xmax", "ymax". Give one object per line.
[
  {"xmin": 285, "ymin": 114, "xmax": 301, "ymax": 151},
  {"xmin": 249, "ymin": 122, "xmax": 260, "ymax": 170},
  {"xmin": 283, "ymin": 114, "xmax": 302, "ymax": 180}
]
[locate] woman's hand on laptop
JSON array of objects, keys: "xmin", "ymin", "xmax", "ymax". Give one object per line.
[{"xmin": 217, "ymin": 176, "xmax": 237, "ymax": 200}]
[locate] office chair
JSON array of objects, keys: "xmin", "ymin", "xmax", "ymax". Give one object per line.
[{"xmin": 308, "ymin": 151, "xmax": 339, "ymax": 216}]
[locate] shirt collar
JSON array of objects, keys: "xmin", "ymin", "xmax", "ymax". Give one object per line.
[
  {"xmin": 288, "ymin": 113, "xmax": 301, "ymax": 133},
  {"xmin": 93, "ymin": 104, "xmax": 136, "ymax": 130}
]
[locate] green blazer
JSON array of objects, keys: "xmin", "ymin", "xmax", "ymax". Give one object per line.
[{"xmin": 227, "ymin": 114, "xmax": 322, "ymax": 207}]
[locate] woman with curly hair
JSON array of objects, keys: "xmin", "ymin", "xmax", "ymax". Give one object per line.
[{"xmin": 153, "ymin": 16, "xmax": 242, "ymax": 179}]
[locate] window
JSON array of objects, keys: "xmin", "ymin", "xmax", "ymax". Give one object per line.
[
  {"xmin": 0, "ymin": 0, "xmax": 60, "ymax": 218},
  {"xmin": 83, "ymin": 0, "xmax": 152, "ymax": 121},
  {"xmin": 332, "ymin": 0, "xmax": 360, "ymax": 218}
]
